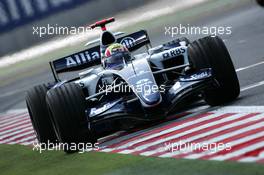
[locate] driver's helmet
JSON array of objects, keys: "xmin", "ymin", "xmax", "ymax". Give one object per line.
[{"xmin": 103, "ymin": 43, "xmax": 130, "ymax": 69}]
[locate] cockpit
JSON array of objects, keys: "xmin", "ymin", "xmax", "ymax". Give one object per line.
[{"xmin": 103, "ymin": 51, "xmax": 131, "ymax": 70}]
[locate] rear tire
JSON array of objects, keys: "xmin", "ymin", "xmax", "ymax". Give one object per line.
[
  {"xmin": 188, "ymin": 36, "xmax": 240, "ymax": 106},
  {"xmin": 46, "ymin": 83, "xmax": 97, "ymax": 153},
  {"xmin": 26, "ymin": 84, "xmax": 57, "ymax": 144}
]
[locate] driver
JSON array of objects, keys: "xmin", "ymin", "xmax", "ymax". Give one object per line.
[{"xmin": 102, "ymin": 43, "xmax": 131, "ymax": 70}]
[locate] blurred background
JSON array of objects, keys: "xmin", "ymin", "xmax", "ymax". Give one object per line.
[{"xmin": 0, "ymin": 0, "xmax": 152, "ymax": 56}]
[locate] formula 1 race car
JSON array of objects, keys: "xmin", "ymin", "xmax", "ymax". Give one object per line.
[{"xmin": 26, "ymin": 17, "xmax": 240, "ymax": 152}]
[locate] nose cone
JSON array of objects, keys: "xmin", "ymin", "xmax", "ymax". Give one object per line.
[
  {"xmin": 140, "ymin": 91, "xmax": 161, "ymax": 106},
  {"xmin": 134, "ymin": 78, "xmax": 162, "ymax": 107}
]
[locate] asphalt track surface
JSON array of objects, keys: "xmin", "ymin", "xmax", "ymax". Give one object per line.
[{"xmin": 0, "ymin": 2, "xmax": 264, "ymax": 164}]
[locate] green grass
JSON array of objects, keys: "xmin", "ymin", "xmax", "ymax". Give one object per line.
[{"xmin": 0, "ymin": 144, "xmax": 263, "ymax": 175}]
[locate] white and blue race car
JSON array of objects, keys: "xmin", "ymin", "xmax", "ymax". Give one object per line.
[{"xmin": 26, "ymin": 17, "xmax": 240, "ymax": 152}]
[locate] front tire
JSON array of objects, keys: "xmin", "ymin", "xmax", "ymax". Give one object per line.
[
  {"xmin": 188, "ymin": 36, "xmax": 240, "ymax": 106},
  {"xmin": 26, "ymin": 84, "xmax": 57, "ymax": 144},
  {"xmin": 46, "ymin": 83, "xmax": 97, "ymax": 153}
]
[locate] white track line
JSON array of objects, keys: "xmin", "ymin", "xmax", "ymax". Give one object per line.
[
  {"xmin": 0, "ymin": 123, "xmax": 33, "ymax": 136},
  {"xmin": 124, "ymin": 113, "xmax": 253, "ymax": 152},
  {"xmin": 149, "ymin": 119, "xmax": 264, "ymax": 157},
  {"xmin": 98, "ymin": 131, "xmax": 127, "ymax": 144},
  {"xmin": 0, "ymin": 127, "xmax": 33, "ymax": 139},
  {"xmin": 0, "ymin": 130, "xmax": 34, "ymax": 144},
  {"xmin": 20, "ymin": 140, "xmax": 37, "ymax": 146},
  {"xmin": 16, "ymin": 138, "xmax": 38, "ymax": 146},
  {"xmin": 210, "ymin": 141, "xmax": 264, "ymax": 161},
  {"xmin": 101, "ymin": 112, "xmax": 231, "ymax": 152},
  {"xmin": 0, "ymin": 113, "xmax": 19, "ymax": 119},
  {"xmin": 141, "ymin": 114, "xmax": 264, "ymax": 157},
  {"xmin": 238, "ymin": 151, "xmax": 264, "ymax": 162},
  {"xmin": 236, "ymin": 61, "xmax": 264, "ymax": 72},
  {"xmin": 235, "ymin": 61, "xmax": 264, "ymax": 92},
  {"xmin": 238, "ymin": 157, "xmax": 262, "ymax": 163},
  {"xmin": 184, "ymin": 127, "xmax": 264, "ymax": 159},
  {"xmin": 211, "ymin": 106, "xmax": 264, "ymax": 113},
  {"xmin": 241, "ymin": 80, "xmax": 264, "ymax": 92},
  {"xmin": 0, "ymin": 116, "xmax": 30, "ymax": 128},
  {"xmin": 0, "ymin": 112, "xmax": 27, "ymax": 120},
  {"xmin": 9, "ymin": 135, "xmax": 36, "ymax": 145},
  {"xmin": 105, "ymin": 113, "xmax": 249, "ymax": 153},
  {"xmin": 6, "ymin": 109, "xmax": 28, "ymax": 114},
  {"xmin": 0, "ymin": 114, "xmax": 29, "ymax": 125},
  {"xmin": 100, "ymin": 112, "xmax": 200, "ymax": 148},
  {"xmin": 0, "ymin": 119, "xmax": 31, "ymax": 132}
]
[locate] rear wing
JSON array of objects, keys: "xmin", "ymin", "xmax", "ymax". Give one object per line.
[{"xmin": 50, "ymin": 30, "xmax": 151, "ymax": 82}]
